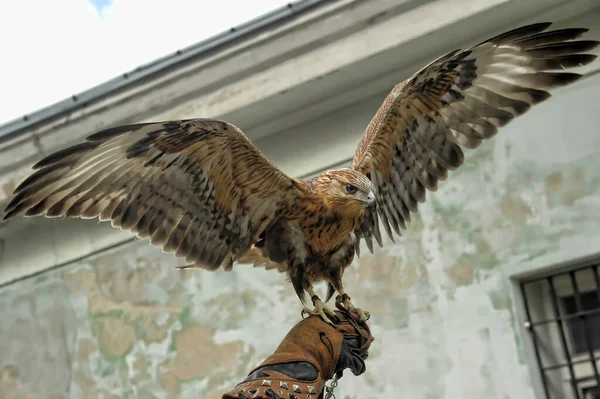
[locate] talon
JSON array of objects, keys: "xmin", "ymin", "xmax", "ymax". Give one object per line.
[
  {"xmin": 348, "ymin": 305, "xmax": 370, "ymax": 322},
  {"xmin": 303, "ymin": 299, "xmax": 338, "ymax": 326},
  {"xmin": 357, "ymin": 309, "xmax": 371, "ymax": 321},
  {"xmin": 335, "ymin": 294, "xmax": 370, "ymax": 321}
]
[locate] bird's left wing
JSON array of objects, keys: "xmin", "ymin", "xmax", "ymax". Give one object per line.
[
  {"xmin": 2, "ymin": 118, "xmax": 298, "ymax": 271},
  {"xmin": 351, "ymin": 22, "xmax": 599, "ymax": 253}
]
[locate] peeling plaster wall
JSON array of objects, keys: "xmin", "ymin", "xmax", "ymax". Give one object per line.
[{"xmin": 1, "ymin": 58, "xmax": 600, "ymax": 399}]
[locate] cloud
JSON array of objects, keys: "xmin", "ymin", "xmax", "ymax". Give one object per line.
[
  {"xmin": 88, "ymin": 0, "xmax": 114, "ymax": 19},
  {"xmin": 0, "ymin": 0, "xmax": 291, "ymax": 125}
]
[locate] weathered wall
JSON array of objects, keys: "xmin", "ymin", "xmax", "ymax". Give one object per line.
[{"xmin": 1, "ymin": 72, "xmax": 599, "ymax": 399}]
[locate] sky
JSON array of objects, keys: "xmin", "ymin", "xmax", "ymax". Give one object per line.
[{"xmin": 0, "ymin": 0, "xmax": 293, "ymax": 126}]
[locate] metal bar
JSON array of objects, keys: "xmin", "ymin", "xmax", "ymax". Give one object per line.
[
  {"xmin": 543, "ymin": 356, "xmax": 600, "ymax": 372},
  {"xmin": 530, "ymin": 307, "xmax": 600, "ymax": 327},
  {"xmin": 569, "ymin": 271, "xmax": 600, "ymax": 389},
  {"xmin": 521, "ymin": 281, "xmax": 550, "ymax": 399},
  {"xmin": 592, "ymin": 265, "xmax": 600, "ymax": 390},
  {"xmin": 593, "ymin": 265, "xmax": 600, "ymax": 306},
  {"xmin": 523, "ymin": 262, "xmax": 600, "ymax": 285},
  {"xmin": 548, "ymin": 276, "xmax": 580, "ymax": 399}
]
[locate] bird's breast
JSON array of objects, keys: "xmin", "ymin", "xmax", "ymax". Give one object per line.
[{"xmin": 300, "ymin": 213, "xmax": 359, "ymax": 255}]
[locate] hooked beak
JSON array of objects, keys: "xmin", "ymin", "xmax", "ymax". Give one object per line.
[{"xmin": 364, "ymin": 191, "xmax": 376, "ymax": 210}]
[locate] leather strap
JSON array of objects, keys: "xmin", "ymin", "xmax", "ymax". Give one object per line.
[{"xmin": 229, "ymin": 369, "xmax": 323, "ymax": 398}]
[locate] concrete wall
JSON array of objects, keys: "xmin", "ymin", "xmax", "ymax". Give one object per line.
[{"xmin": 1, "ymin": 3, "xmax": 600, "ymax": 398}]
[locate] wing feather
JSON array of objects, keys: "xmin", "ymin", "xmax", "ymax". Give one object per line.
[
  {"xmin": 3, "ymin": 118, "xmax": 298, "ymax": 271},
  {"xmin": 351, "ymin": 22, "xmax": 599, "ymax": 250},
  {"xmin": 235, "ymin": 246, "xmax": 288, "ymax": 273}
]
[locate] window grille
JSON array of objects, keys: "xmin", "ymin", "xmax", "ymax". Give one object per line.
[{"xmin": 521, "ymin": 263, "xmax": 600, "ymax": 399}]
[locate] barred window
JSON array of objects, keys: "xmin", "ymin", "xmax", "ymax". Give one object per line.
[{"xmin": 521, "ymin": 263, "xmax": 600, "ymax": 399}]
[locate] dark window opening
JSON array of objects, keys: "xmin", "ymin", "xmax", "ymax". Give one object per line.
[
  {"xmin": 561, "ymin": 292, "xmax": 600, "ymax": 355},
  {"xmin": 582, "ymin": 386, "xmax": 600, "ymax": 399}
]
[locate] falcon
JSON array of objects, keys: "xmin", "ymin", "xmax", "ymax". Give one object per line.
[{"xmin": 3, "ymin": 23, "xmax": 598, "ymax": 324}]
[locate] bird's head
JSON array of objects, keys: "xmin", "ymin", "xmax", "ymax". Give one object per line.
[{"xmin": 313, "ymin": 168, "xmax": 377, "ymax": 217}]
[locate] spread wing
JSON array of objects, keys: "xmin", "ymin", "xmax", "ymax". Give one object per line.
[
  {"xmin": 351, "ymin": 22, "xmax": 599, "ymax": 253},
  {"xmin": 2, "ymin": 118, "xmax": 299, "ymax": 271}
]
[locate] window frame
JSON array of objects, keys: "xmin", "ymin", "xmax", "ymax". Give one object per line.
[{"xmin": 518, "ymin": 258, "xmax": 600, "ymax": 399}]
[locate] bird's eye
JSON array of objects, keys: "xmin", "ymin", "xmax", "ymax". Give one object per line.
[{"xmin": 345, "ymin": 184, "xmax": 358, "ymax": 194}]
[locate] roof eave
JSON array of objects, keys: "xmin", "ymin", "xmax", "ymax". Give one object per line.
[{"xmin": 0, "ymin": 0, "xmax": 329, "ymax": 142}]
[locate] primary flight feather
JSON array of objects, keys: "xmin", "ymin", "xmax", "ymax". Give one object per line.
[{"xmin": 3, "ymin": 23, "xmax": 598, "ymax": 323}]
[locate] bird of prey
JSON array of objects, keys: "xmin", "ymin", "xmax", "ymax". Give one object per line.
[{"xmin": 3, "ymin": 23, "xmax": 598, "ymax": 324}]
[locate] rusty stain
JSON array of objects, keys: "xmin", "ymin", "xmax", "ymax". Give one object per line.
[
  {"xmin": 91, "ymin": 255, "xmax": 180, "ymax": 306},
  {"xmin": 159, "ymin": 369, "xmax": 181, "ymax": 396},
  {"xmin": 0, "ymin": 364, "xmax": 20, "ymax": 380},
  {"xmin": 76, "ymin": 339, "xmax": 98, "ymax": 363},
  {"xmin": 75, "ymin": 374, "xmax": 119, "ymax": 399},
  {"xmin": 63, "ymin": 269, "xmax": 182, "ymax": 316},
  {"xmin": 563, "ymin": 169, "xmax": 586, "ymax": 206},
  {"xmin": 445, "ymin": 261, "xmax": 474, "ymax": 286},
  {"xmin": 205, "ymin": 291, "xmax": 259, "ymax": 328},
  {"xmin": 160, "ymin": 324, "xmax": 243, "ymax": 391},
  {"xmin": 499, "ymin": 195, "xmax": 533, "ymax": 223},
  {"xmin": 357, "ymin": 250, "xmax": 422, "ymax": 291},
  {"xmin": 474, "ymin": 236, "xmax": 491, "ymax": 253},
  {"xmin": 131, "ymin": 353, "xmax": 151, "ymax": 383},
  {"xmin": 138, "ymin": 313, "xmax": 177, "ymax": 343},
  {"xmin": 0, "ymin": 364, "xmax": 40, "ymax": 399},
  {"xmin": 544, "ymin": 169, "xmax": 587, "ymax": 207},
  {"xmin": 545, "ymin": 172, "xmax": 564, "ymax": 195},
  {"xmin": 94, "ymin": 317, "xmax": 136, "ymax": 358}
]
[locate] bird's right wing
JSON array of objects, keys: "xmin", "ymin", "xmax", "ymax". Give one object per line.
[
  {"xmin": 3, "ymin": 118, "xmax": 299, "ymax": 271},
  {"xmin": 350, "ymin": 23, "xmax": 598, "ymax": 253}
]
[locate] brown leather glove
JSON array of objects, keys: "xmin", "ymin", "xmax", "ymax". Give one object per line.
[{"xmin": 222, "ymin": 307, "xmax": 374, "ymax": 399}]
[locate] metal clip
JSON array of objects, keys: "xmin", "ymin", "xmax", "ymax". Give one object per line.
[{"xmin": 324, "ymin": 374, "xmax": 339, "ymax": 399}]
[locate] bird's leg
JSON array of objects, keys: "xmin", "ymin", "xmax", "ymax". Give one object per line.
[
  {"xmin": 334, "ymin": 288, "xmax": 371, "ymax": 322},
  {"xmin": 327, "ymin": 273, "xmax": 370, "ymax": 322},
  {"xmin": 290, "ymin": 261, "xmax": 338, "ymax": 325},
  {"xmin": 301, "ymin": 285, "xmax": 339, "ymax": 326}
]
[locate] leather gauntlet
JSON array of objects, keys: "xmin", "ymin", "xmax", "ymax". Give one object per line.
[{"xmin": 222, "ymin": 308, "xmax": 374, "ymax": 399}]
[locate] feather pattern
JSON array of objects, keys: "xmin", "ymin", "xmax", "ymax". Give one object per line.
[
  {"xmin": 351, "ymin": 23, "xmax": 599, "ymax": 251},
  {"xmin": 3, "ymin": 118, "xmax": 298, "ymax": 270}
]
